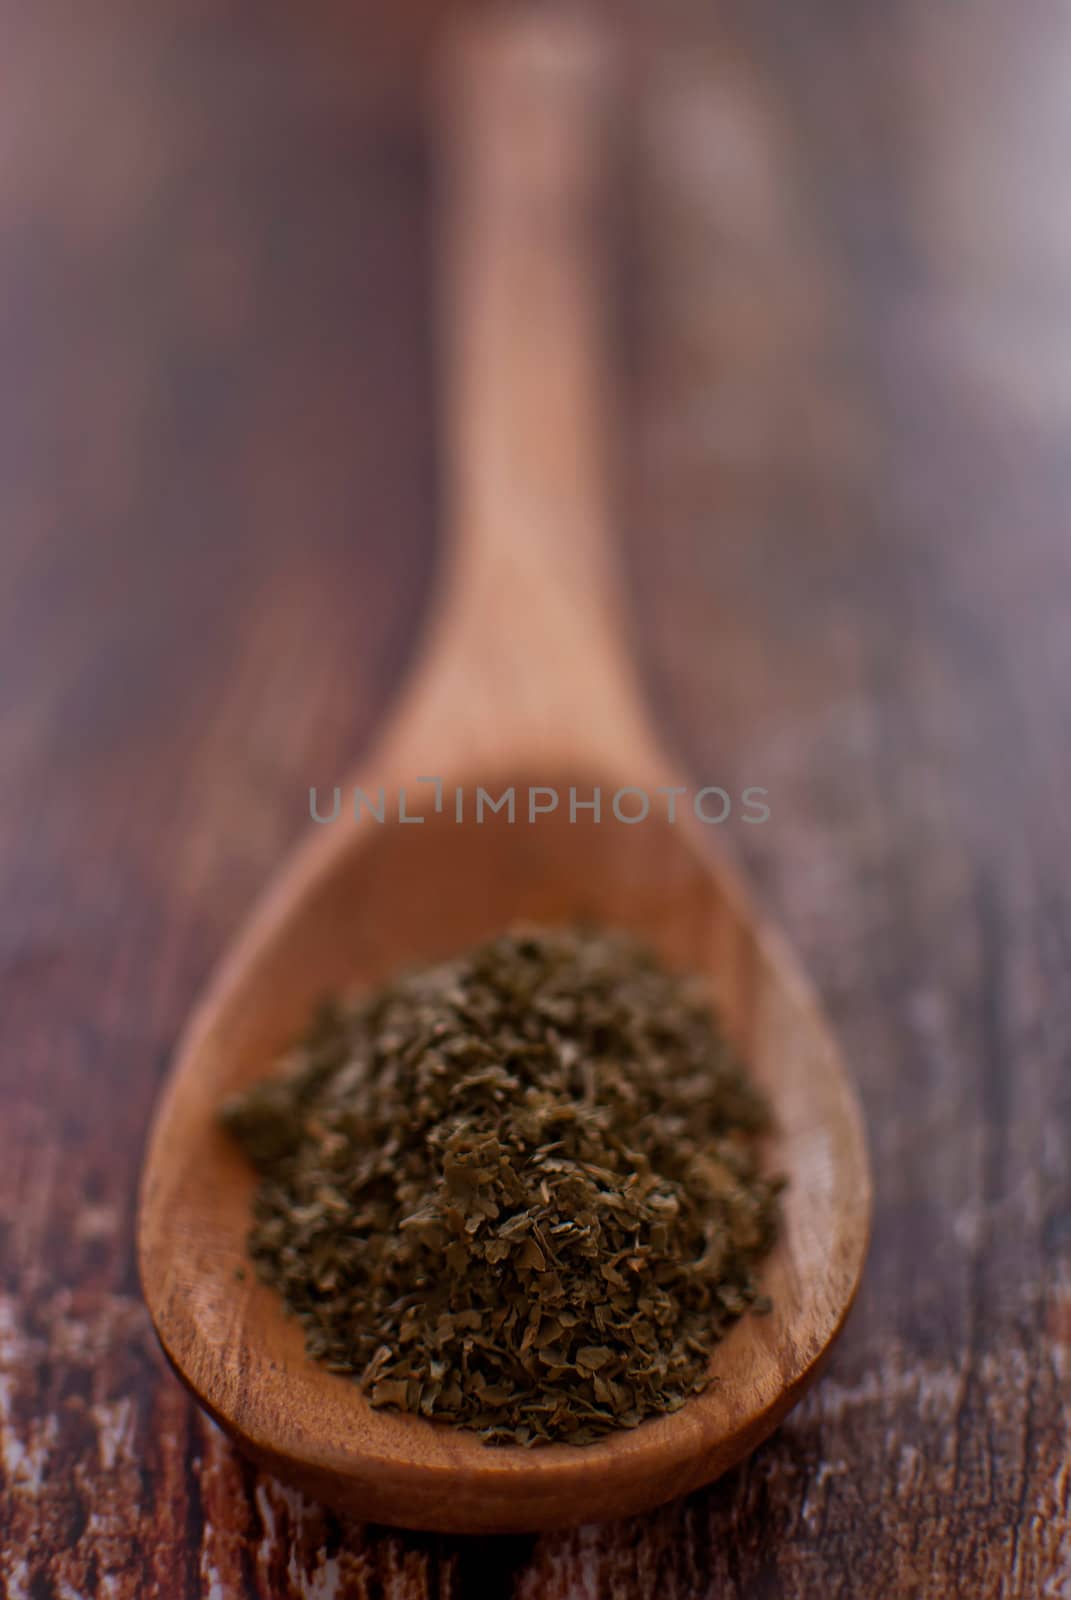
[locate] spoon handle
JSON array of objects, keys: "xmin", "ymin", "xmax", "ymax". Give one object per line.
[{"xmin": 387, "ymin": 15, "xmax": 659, "ymax": 775}]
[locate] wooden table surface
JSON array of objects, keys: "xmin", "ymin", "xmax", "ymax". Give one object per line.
[{"xmin": 3, "ymin": 2, "xmax": 1070, "ymax": 1595}]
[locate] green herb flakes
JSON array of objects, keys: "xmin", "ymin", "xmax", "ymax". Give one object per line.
[{"xmin": 221, "ymin": 926, "xmax": 782, "ymax": 1446}]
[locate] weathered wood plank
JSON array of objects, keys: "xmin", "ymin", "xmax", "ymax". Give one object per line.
[{"xmin": 2, "ymin": 2, "xmax": 1069, "ymax": 1595}]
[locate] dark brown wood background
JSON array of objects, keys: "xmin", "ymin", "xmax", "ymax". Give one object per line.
[{"xmin": 3, "ymin": 1, "xmax": 1070, "ymax": 1594}]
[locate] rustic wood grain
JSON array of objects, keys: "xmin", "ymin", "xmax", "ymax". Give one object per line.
[{"xmin": 2, "ymin": 0, "xmax": 1070, "ymax": 1594}]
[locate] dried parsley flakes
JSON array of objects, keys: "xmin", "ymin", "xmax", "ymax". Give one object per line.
[{"xmin": 221, "ymin": 926, "xmax": 782, "ymax": 1446}]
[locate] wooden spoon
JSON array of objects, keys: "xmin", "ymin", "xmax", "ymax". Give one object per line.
[{"xmin": 138, "ymin": 14, "xmax": 871, "ymax": 1535}]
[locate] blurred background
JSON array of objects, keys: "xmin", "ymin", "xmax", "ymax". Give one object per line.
[{"xmin": 3, "ymin": 1, "xmax": 1070, "ymax": 1595}]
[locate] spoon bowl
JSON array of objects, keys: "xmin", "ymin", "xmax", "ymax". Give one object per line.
[
  {"xmin": 140, "ymin": 767, "xmax": 868, "ymax": 1532},
  {"xmin": 138, "ymin": 16, "xmax": 870, "ymax": 1534}
]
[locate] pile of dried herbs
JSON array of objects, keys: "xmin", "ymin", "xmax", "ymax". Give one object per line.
[{"xmin": 221, "ymin": 926, "xmax": 782, "ymax": 1446}]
